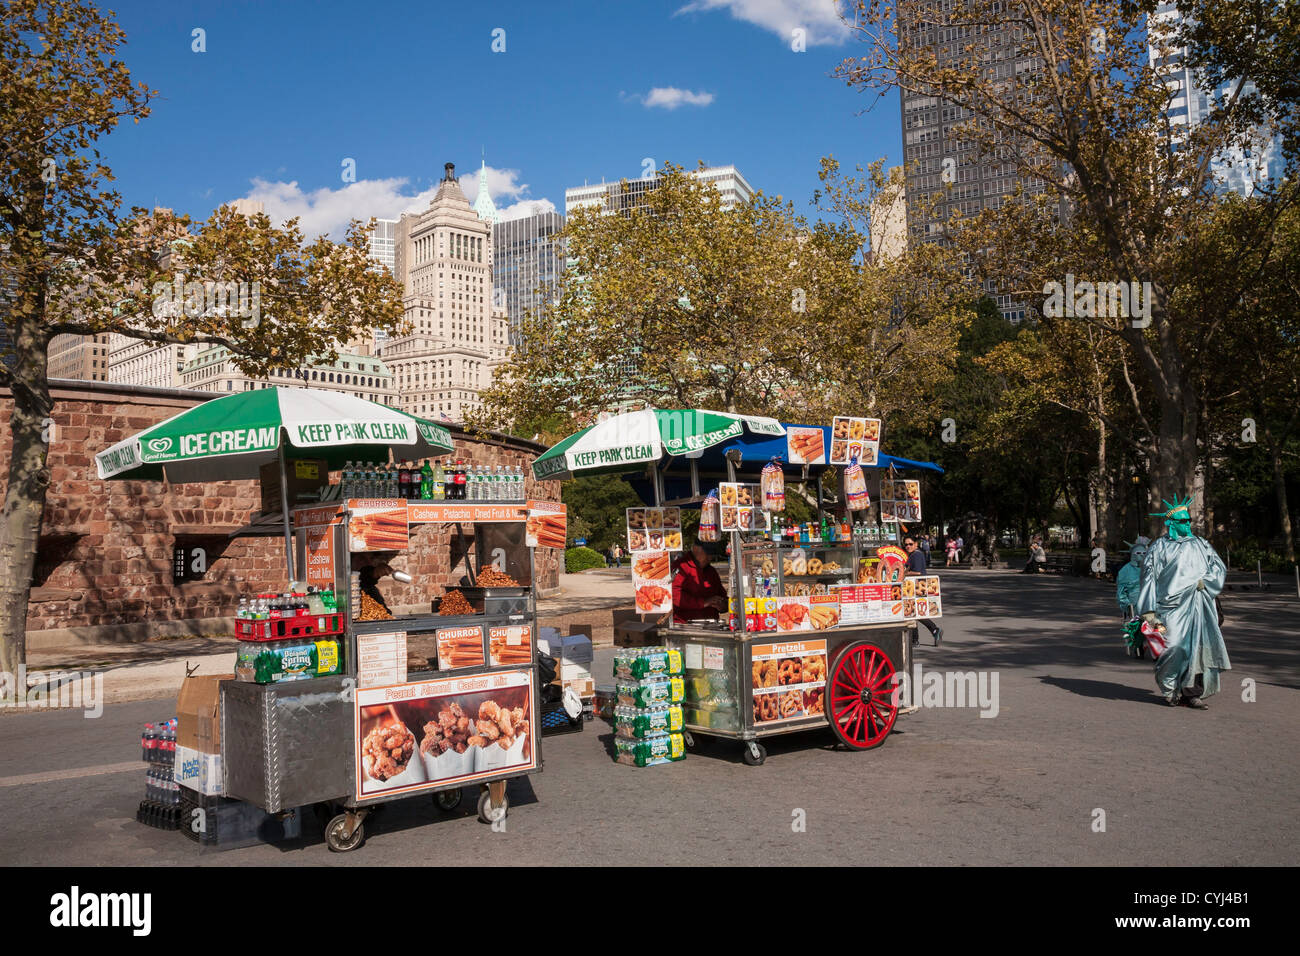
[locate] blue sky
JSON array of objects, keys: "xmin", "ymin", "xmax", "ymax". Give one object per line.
[{"xmin": 100, "ymin": 0, "xmax": 902, "ymax": 236}]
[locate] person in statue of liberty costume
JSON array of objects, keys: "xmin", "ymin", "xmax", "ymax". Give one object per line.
[
  {"xmin": 1116, "ymin": 536, "xmax": 1150, "ymax": 614},
  {"xmin": 1136, "ymin": 496, "xmax": 1231, "ymax": 708}
]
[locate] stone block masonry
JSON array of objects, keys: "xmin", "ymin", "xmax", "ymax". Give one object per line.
[{"xmin": 2, "ymin": 380, "xmax": 559, "ymax": 648}]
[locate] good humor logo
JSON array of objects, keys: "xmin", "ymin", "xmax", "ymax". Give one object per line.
[
  {"xmin": 152, "ymin": 273, "xmax": 261, "ymax": 328},
  {"xmin": 1042, "ymin": 274, "xmax": 1152, "ymax": 327},
  {"xmin": 0, "ymin": 667, "xmax": 104, "ymax": 718},
  {"xmin": 50, "ymin": 887, "xmax": 151, "ymax": 936},
  {"xmin": 892, "ymin": 663, "xmax": 1000, "ymax": 718}
]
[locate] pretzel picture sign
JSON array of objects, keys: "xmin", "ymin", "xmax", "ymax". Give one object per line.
[{"xmin": 750, "ymin": 639, "xmax": 828, "ymax": 724}]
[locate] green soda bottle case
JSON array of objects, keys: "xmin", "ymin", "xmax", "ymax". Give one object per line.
[
  {"xmin": 614, "ymin": 704, "xmax": 684, "ymax": 739},
  {"xmin": 616, "ymin": 678, "xmax": 685, "ymax": 708},
  {"xmin": 615, "ymin": 733, "xmax": 686, "ymax": 767},
  {"xmin": 613, "ymin": 646, "xmax": 684, "ymax": 680}
]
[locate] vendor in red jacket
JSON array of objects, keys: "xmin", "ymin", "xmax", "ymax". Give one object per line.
[{"xmin": 672, "ymin": 543, "xmax": 727, "ymax": 624}]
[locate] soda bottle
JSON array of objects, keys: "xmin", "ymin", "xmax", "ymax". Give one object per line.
[
  {"xmin": 398, "ymin": 461, "xmax": 411, "ymax": 500},
  {"xmin": 421, "ymin": 459, "xmax": 433, "ymax": 499},
  {"xmin": 433, "ymin": 460, "xmax": 445, "ymax": 500},
  {"xmin": 454, "ymin": 460, "xmax": 467, "ymax": 499}
]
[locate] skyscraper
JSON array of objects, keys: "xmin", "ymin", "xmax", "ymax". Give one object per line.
[
  {"xmin": 896, "ymin": 5, "xmax": 1061, "ymax": 321},
  {"xmin": 1147, "ymin": 2, "xmax": 1284, "ymax": 196},
  {"xmin": 382, "ymin": 161, "xmax": 509, "ymax": 423},
  {"xmin": 492, "ymin": 210, "xmax": 564, "ymax": 338},
  {"xmin": 564, "ymin": 164, "xmax": 754, "ymax": 216}
]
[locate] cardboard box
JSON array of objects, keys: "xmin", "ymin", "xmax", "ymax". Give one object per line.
[
  {"xmin": 175, "ymin": 744, "xmax": 224, "ymax": 796},
  {"xmin": 260, "ymin": 458, "xmax": 328, "ymax": 514},
  {"xmin": 560, "ymin": 634, "xmax": 593, "ymax": 664},
  {"xmin": 614, "ymin": 619, "xmax": 665, "ymax": 647},
  {"xmin": 563, "ymin": 678, "xmax": 595, "ymax": 699},
  {"xmin": 176, "ymin": 673, "xmax": 232, "ymax": 754},
  {"xmin": 560, "ymin": 662, "xmax": 592, "ymax": 682}
]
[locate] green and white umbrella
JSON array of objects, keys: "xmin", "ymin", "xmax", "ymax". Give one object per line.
[
  {"xmin": 532, "ymin": 408, "xmax": 784, "ymax": 482},
  {"xmin": 95, "ymin": 387, "xmax": 455, "ymax": 582},
  {"xmin": 96, "ymin": 387, "xmax": 454, "ymax": 482}
]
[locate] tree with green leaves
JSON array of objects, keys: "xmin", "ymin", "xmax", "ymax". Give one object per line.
[
  {"xmin": 0, "ymin": 1, "xmax": 404, "ymax": 675},
  {"xmin": 835, "ymin": 0, "xmax": 1299, "ymax": 520}
]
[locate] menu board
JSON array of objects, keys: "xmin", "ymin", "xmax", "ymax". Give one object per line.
[
  {"xmin": 837, "ymin": 576, "xmax": 942, "ymax": 623},
  {"xmin": 358, "ymin": 631, "xmax": 407, "ymax": 688},
  {"xmin": 631, "ymin": 551, "xmax": 673, "ymax": 614},
  {"xmin": 829, "ymin": 416, "xmax": 881, "ymax": 465},
  {"xmin": 719, "ymin": 483, "xmax": 768, "ymax": 533},
  {"xmin": 293, "ymin": 503, "xmax": 343, "ymax": 588},
  {"xmin": 880, "ymin": 479, "xmax": 922, "ymax": 523},
  {"xmin": 751, "ymin": 639, "xmax": 828, "ymax": 724},
  {"xmin": 626, "ymin": 506, "xmax": 684, "ymax": 553},
  {"xmin": 786, "ymin": 426, "xmax": 826, "ymax": 465}
]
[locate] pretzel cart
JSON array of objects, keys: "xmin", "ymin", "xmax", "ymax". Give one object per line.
[{"xmin": 533, "ymin": 409, "xmax": 944, "ymax": 765}]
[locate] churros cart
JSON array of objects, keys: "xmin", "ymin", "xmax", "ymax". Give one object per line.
[
  {"xmin": 220, "ymin": 495, "xmax": 565, "ymax": 851},
  {"xmin": 93, "ymin": 388, "xmax": 563, "ymax": 851}
]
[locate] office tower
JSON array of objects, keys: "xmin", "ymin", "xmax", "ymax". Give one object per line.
[
  {"xmin": 383, "ymin": 161, "xmax": 509, "ymax": 423},
  {"xmin": 492, "ymin": 210, "xmax": 564, "ymax": 339},
  {"xmin": 1147, "ymin": 2, "xmax": 1284, "ymax": 196},
  {"xmin": 564, "ymin": 164, "xmax": 755, "ymax": 216}
]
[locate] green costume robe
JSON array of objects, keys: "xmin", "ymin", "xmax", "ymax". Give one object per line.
[{"xmin": 1137, "ymin": 534, "xmax": 1231, "ymax": 701}]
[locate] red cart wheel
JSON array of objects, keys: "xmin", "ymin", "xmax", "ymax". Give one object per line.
[{"xmin": 828, "ymin": 642, "xmax": 899, "ymax": 750}]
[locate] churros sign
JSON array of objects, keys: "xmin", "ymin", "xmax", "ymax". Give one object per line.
[
  {"xmin": 349, "ymin": 500, "xmax": 409, "ymax": 552},
  {"xmin": 525, "ymin": 501, "xmax": 567, "ymax": 549}
]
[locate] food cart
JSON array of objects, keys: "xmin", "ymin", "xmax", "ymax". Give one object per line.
[
  {"xmin": 96, "ymin": 388, "xmax": 565, "ymax": 850},
  {"xmin": 533, "ymin": 408, "xmax": 944, "ymax": 765}
]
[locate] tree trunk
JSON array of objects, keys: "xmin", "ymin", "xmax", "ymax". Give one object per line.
[
  {"xmin": 0, "ymin": 310, "xmax": 53, "ymax": 679},
  {"xmin": 1269, "ymin": 437, "xmax": 1296, "ymax": 563}
]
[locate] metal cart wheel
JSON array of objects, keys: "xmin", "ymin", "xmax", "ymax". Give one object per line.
[
  {"xmin": 433, "ymin": 788, "xmax": 463, "ymax": 812},
  {"xmin": 828, "ymin": 641, "xmax": 899, "ymax": 750},
  {"xmin": 325, "ymin": 812, "xmax": 366, "ymax": 852},
  {"xmin": 741, "ymin": 740, "xmax": 767, "ymax": 766},
  {"xmin": 477, "ymin": 789, "xmax": 509, "ymax": 824}
]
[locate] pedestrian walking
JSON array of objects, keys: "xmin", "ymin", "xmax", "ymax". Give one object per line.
[
  {"xmin": 903, "ymin": 535, "xmax": 943, "ymax": 645},
  {"xmin": 945, "ymin": 535, "xmax": 959, "ymax": 567},
  {"xmin": 612, "ymin": 544, "xmax": 622, "ymax": 568},
  {"xmin": 919, "ymin": 534, "xmax": 931, "ymax": 563}
]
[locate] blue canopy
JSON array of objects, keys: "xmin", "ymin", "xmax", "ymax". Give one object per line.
[{"xmin": 622, "ymin": 422, "xmax": 942, "ymax": 504}]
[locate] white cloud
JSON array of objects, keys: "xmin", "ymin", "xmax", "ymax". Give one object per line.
[
  {"xmin": 232, "ymin": 165, "xmax": 553, "ymax": 238},
  {"xmin": 676, "ymin": 0, "xmax": 852, "ymax": 46},
  {"xmin": 642, "ymin": 87, "xmax": 716, "ymax": 109},
  {"xmin": 496, "ymin": 198, "xmax": 559, "ymax": 222}
]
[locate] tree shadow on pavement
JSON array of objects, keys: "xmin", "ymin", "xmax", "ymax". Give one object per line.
[{"xmin": 1037, "ymin": 674, "xmax": 1164, "ymax": 704}]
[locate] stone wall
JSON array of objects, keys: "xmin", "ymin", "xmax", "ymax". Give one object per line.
[{"xmin": 1, "ymin": 380, "xmax": 558, "ymax": 646}]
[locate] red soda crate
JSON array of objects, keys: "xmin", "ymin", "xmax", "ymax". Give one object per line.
[{"xmin": 234, "ymin": 613, "xmax": 346, "ymax": 642}]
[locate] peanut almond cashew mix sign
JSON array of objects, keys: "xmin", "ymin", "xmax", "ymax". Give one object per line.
[{"xmin": 94, "ymin": 387, "xmax": 454, "ymax": 578}]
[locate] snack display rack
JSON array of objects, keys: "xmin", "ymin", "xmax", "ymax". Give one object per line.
[{"xmin": 221, "ymin": 497, "xmax": 560, "ymax": 851}]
